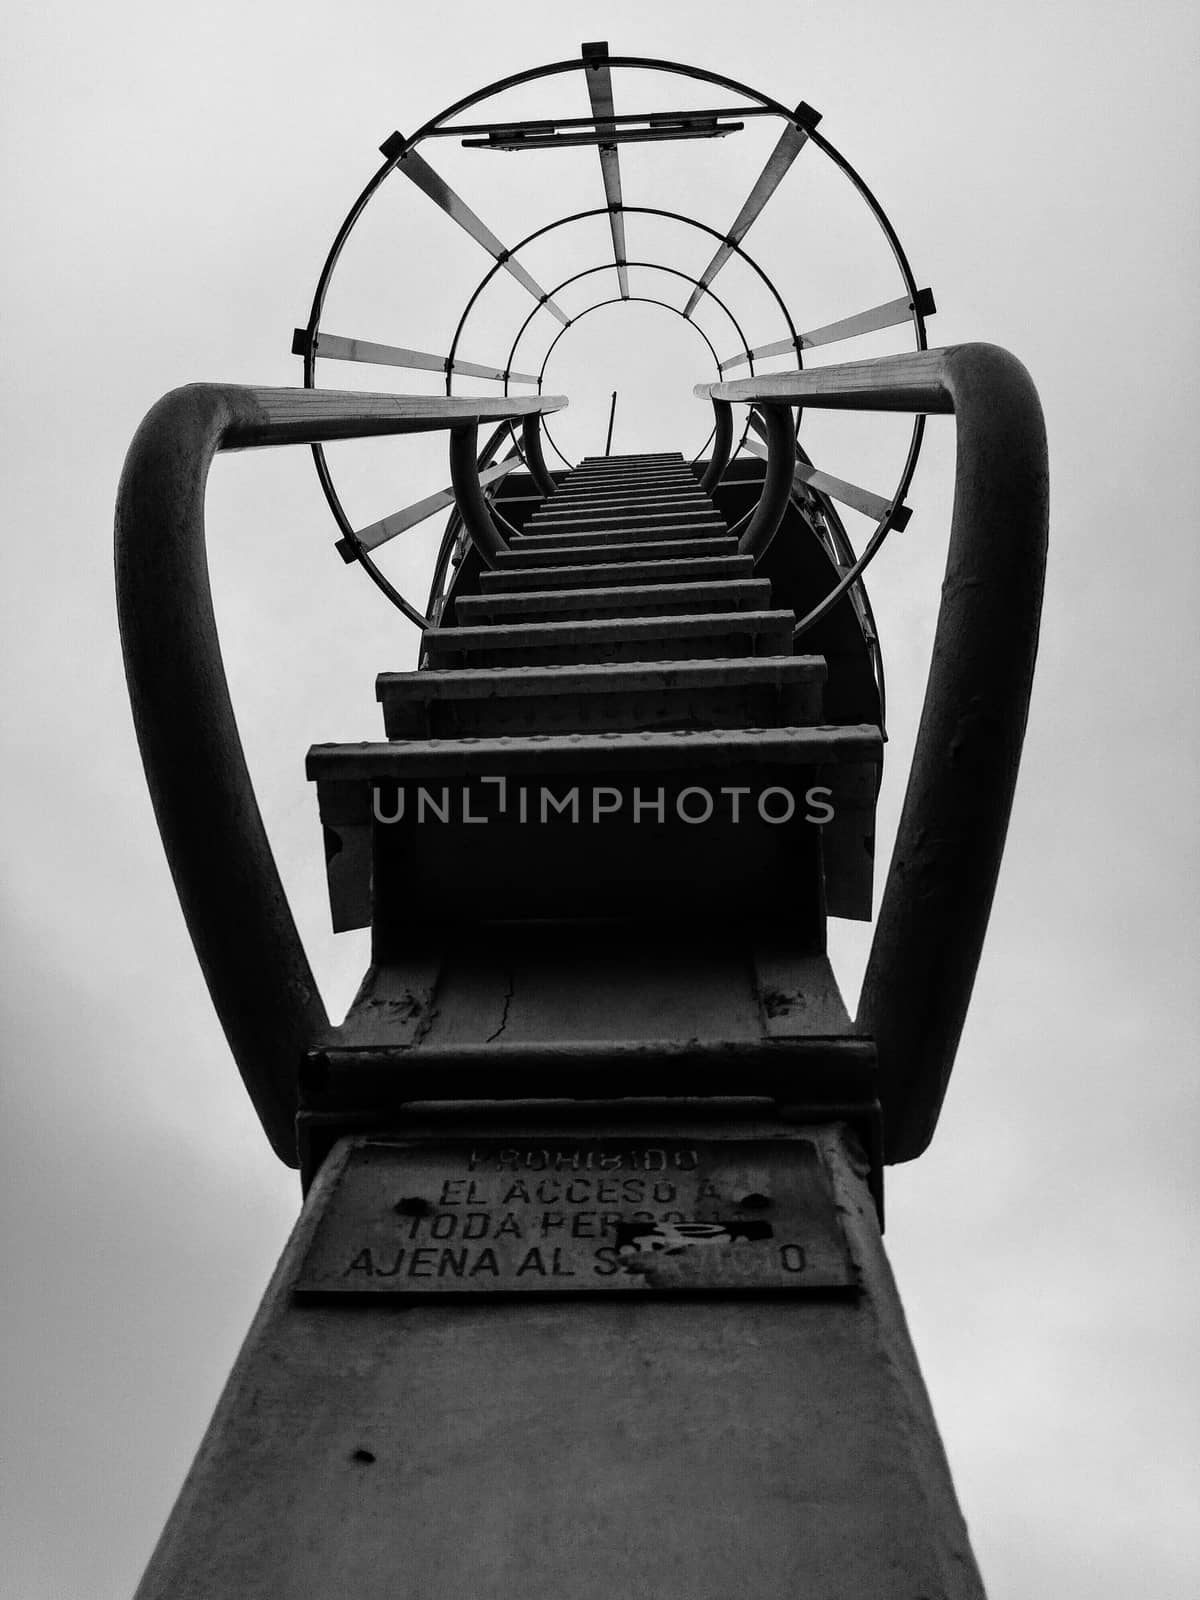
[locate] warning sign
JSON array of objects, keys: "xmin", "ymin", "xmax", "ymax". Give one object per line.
[{"xmin": 294, "ymin": 1139, "xmax": 858, "ymax": 1296}]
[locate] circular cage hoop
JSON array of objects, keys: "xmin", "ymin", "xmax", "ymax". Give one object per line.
[
  {"xmin": 297, "ymin": 48, "xmax": 930, "ymax": 624},
  {"xmin": 504, "ymin": 260, "xmax": 753, "ymax": 469}
]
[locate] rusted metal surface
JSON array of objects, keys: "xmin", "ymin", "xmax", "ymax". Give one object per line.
[{"xmin": 294, "ymin": 1137, "xmax": 858, "ymax": 1296}]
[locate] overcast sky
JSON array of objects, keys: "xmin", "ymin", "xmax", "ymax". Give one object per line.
[{"xmin": 3, "ymin": 3, "xmax": 1198, "ymax": 1596}]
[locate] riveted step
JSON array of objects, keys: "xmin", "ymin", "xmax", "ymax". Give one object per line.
[
  {"xmin": 577, "ymin": 452, "xmax": 685, "ymax": 464},
  {"xmin": 551, "ymin": 476, "xmax": 704, "ymax": 495},
  {"xmin": 512, "ymin": 523, "xmax": 730, "ymax": 549},
  {"xmin": 569, "ymin": 457, "xmax": 691, "ymax": 473},
  {"xmin": 455, "ymin": 579, "xmax": 772, "ymax": 626},
  {"xmin": 308, "ymin": 723, "xmax": 879, "ymax": 927},
  {"xmin": 528, "ymin": 506, "xmax": 725, "ymax": 533},
  {"xmin": 561, "ymin": 473, "xmax": 698, "ymax": 493},
  {"xmin": 546, "ymin": 489, "xmax": 710, "ymax": 511},
  {"xmin": 422, "ymin": 610, "xmax": 796, "ymax": 668},
  {"xmin": 494, "ymin": 536, "xmax": 742, "ymax": 567},
  {"xmin": 480, "ymin": 555, "xmax": 754, "ymax": 592},
  {"xmin": 568, "ymin": 461, "xmax": 692, "ymax": 477},
  {"xmin": 535, "ymin": 497, "xmax": 714, "ymax": 520},
  {"xmin": 315, "ymin": 721, "xmax": 878, "ymax": 781},
  {"xmin": 572, "ymin": 452, "xmax": 687, "ymax": 464},
  {"xmin": 562, "ymin": 465, "xmax": 697, "ymax": 485},
  {"xmin": 554, "ymin": 482, "xmax": 700, "ymax": 500},
  {"xmin": 574, "ymin": 464, "xmax": 685, "ymax": 475},
  {"xmin": 377, "ymin": 656, "xmax": 827, "ymax": 739}
]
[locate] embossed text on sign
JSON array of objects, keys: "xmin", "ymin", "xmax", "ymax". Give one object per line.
[{"xmin": 294, "ymin": 1139, "xmax": 858, "ymax": 1296}]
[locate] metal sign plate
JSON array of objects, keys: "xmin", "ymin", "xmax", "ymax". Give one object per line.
[{"xmin": 295, "ymin": 1139, "xmax": 858, "ymax": 1296}]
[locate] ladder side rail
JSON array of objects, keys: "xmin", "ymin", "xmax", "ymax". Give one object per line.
[
  {"xmin": 114, "ymin": 384, "xmax": 566, "ymax": 1164},
  {"xmin": 700, "ymin": 344, "xmax": 1048, "ymax": 1158}
]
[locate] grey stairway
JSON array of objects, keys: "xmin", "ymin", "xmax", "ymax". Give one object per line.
[{"xmin": 303, "ymin": 452, "xmax": 882, "ymax": 1177}]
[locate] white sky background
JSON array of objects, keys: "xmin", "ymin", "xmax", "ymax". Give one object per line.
[{"xmin": 3, "ymin": 1, "xmax": 1198, "ymax": 1595}]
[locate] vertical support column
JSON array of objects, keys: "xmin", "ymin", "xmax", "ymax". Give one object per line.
[{"xmin": 134, "ymin": 1121, "xmax": 984, "ymax": 1600}]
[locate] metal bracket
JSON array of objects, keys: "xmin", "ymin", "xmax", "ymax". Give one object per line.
[{"xmin": 912, "ymin": 286, "xmax": 937, "ymax": 318}]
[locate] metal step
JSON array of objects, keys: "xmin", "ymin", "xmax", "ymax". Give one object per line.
[
  {"xmin": 494, "ymin": 537, "xmax": 741, "ymax": 567},
  {"xmin": 545, "ymin": 498, "xmax": 711, "ymax": 516},
  {"xmin": 528, "ymin": 506, "xmax": 724, "ymax": 533},
  {"xmin": 309, "ymin": 724, "xmax": 879, "ymax": 926},
  {"xmin": 479, "ymin": 555, "xmax": 754, "ymax": 592},
  {"xmin": 511, "ymin": 523, "xmax": 730, "ymax": 549},
  {"xmin": 559, "ymin": 474, "xmax": 699, "ymax": 494},
  {"xmin": 311, "ymin": 1035, "xmax": 873, "ymax": 1108},
  {"xmin": 313, "ymin": 722, "xmax": 879, "ymax": 781},
  {"xmin": 544, "ymin": 490, "xmax": 711, "ymax": 511},
  {"xmin": 422, "ymin": 610, "xmax": 796, "ymax": 668},
  {"xmin": 576, "ymin": 452, "xmax": 686, "ymax": 463},
  {"xmin": 568, "ymin": 456, "xmax": 691, "ymax": 471},
  {"xmin": 545, "ymin": 495, "xmax": 709, "ymax": 515},
  {"xmin": 377, "ymin": 656, "xmax": 827, "ymax": 739},
  {"xmin": 454, "ymin": 579, "xmax": 772, "ymax": 626},
  {"xmin": 534, "ymin": 499, "xmax": 713, "ymax": 518},
  {"xmin": 560, "ymin": 466, "xmax": 698, "ymax": 487},
  {"xmin": 569, "ymin": 459, "xmax": 691, "ymax": 474}
]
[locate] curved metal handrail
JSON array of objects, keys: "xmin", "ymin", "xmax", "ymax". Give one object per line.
[
  {"xmin": 424, "ymin": 419, "xmax": 539, "ymax": 627},
  {"xmin": 114, "ymin": 384, "xmax": 565, "ymax": 1165},
  {"xmin": 738, "ymin": 406, "xmax": 905, "ymax": 684},
  {"xmin": 699, "ymin": 399, "xmax": 735, "ymax": 493},
  {"xmin": 731, "ymin": 403, "xmax": 796, "ymax": 558},
  {"xmin": 714, "ymin": 413, "xmax": 887, "ymax": 726},
  {"xmin": 699, "ymin": 345, "xmax": 1047, "ymax": 1160}
]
